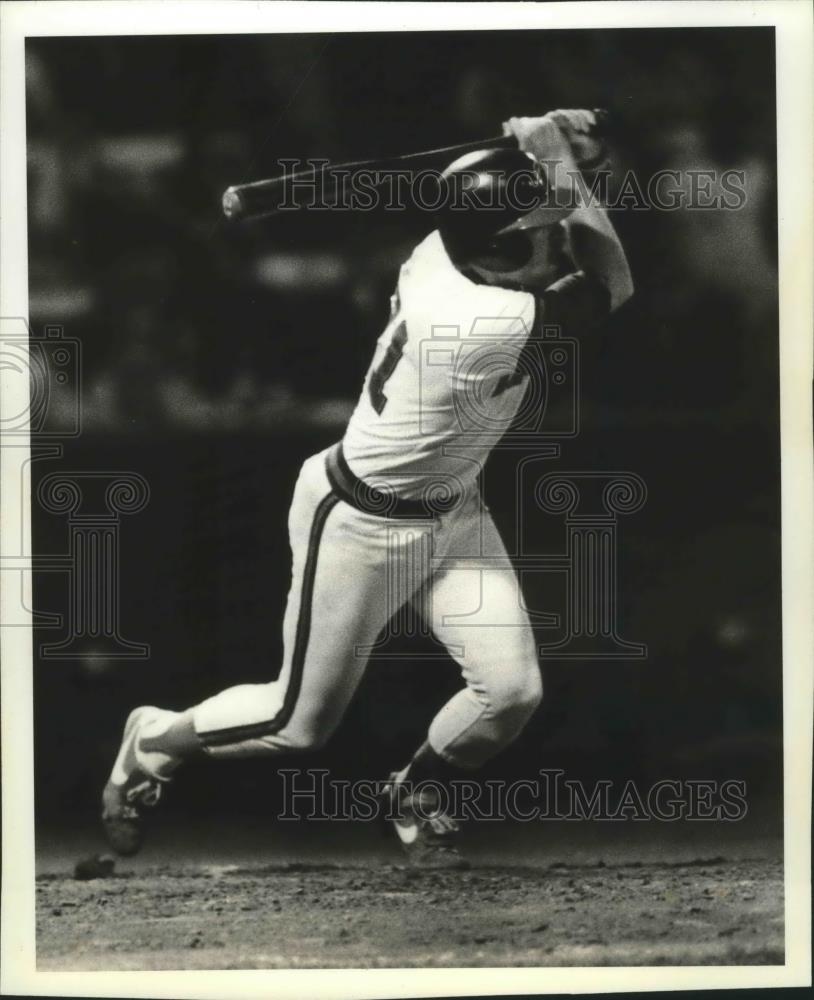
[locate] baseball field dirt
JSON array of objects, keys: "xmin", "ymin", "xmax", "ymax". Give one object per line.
[{"xmin": 37, "ymin": 853, "xmax": 783, "ymax": 969}]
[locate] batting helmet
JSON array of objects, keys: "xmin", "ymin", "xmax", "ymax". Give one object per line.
[{"xmin": 435, "ymin": 147, "xmax": 572, "ymax": 271}]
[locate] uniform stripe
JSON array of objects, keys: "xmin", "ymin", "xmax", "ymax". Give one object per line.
[{"xmin": 199, "ymin": 490, "xmax": 340, "ymax": 747}]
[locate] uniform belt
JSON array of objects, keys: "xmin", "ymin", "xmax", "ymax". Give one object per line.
[{"xmin": 325, "ymin": 443, "xmax": 459, "ymax": 519}]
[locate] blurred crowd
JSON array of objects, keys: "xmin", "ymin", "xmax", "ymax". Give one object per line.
[{"xmin": 26, "ymin": 30, "xmax": 777, "ymax": 433}]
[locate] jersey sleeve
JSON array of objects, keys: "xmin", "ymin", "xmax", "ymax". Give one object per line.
[{"xmin": 538, "ymin": 270, "xmax": 611, "ymax": 332}]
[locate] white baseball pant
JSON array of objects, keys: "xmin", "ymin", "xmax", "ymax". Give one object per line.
[{"xmin": 192, "ymin": 446, "xmax": 542, "ymax": 768}]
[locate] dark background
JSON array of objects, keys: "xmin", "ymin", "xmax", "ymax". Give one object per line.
[{"xmin": 27, "ymin": 29, "xmax": 781, "ymax": 840}]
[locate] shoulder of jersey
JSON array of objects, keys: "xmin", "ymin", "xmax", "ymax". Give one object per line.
[{"xmin": 412, "ymin": 230, "xmax": 536, "ymax": 316}]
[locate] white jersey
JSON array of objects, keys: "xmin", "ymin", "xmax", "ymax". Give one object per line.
[{"xmin": 343, "ymin": 230, "xmax": 537, "ymax": 499}]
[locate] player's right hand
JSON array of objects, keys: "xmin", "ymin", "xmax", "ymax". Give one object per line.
[
  {"xmin": 503, "ymin": 114, "xmax": 578, "ymax": 196},
  {"xmin": 548, "ymin": 109, "xmax": 605, "ymax": 165},
  {"xmin": 504, "ymin": 110, "xmax": 603, "ymax": 170},
  {"xmin": 503, "ymin": 114, "xmax": 573, "ymax": 166}
]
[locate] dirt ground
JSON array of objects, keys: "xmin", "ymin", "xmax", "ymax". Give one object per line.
[{"xmin": 37, "ymin": 854, "xmax": 783, "ymax": 970}]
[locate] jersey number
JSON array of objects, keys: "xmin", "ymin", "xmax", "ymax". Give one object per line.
[{"xmin": 368, "ymin": 317, "xmax": 407, "ymax": 415}]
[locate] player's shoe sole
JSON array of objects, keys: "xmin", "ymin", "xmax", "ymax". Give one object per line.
[
  {"xmin": 101, "ymin": 706, "xmax": 167, "ymax": 856},
  {"xmin": 383, "ymin": 771, "xmax": 470, "ymax": 870}
]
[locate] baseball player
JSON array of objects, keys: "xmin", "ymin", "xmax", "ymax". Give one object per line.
[{"xmin": 103, "ymin": 110, "xmax": 633, "ymax": 867}]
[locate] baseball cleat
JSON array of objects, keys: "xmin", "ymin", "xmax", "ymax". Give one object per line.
[
  {"xmin": 383, "ymin": 771, "xmax": 470, "ymax": 870},
  {"xmin": 101, "ymin": 706, "xmax": 169, "ymax": 856}
]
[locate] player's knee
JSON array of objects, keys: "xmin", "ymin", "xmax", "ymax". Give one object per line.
[
  {"xmin": 489, "ymin": 665, "xmax": 543, "ymax": 719},
  {"xmin": 515, "ymin": 667, "xmax": 543, "ymax": 715}
]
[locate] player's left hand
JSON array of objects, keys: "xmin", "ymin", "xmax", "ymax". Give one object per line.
[{"xmin": 548, "ymin": 109, "xmax": 604, "ymax": 165}]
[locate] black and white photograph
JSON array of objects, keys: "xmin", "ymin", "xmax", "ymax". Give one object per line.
[{"xmin": 1, "ymin": 1, "xmax": 812, "ymax": 995}]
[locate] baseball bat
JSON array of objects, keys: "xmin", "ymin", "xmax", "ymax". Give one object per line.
[{"xmin": 222, "ymin": 109, "xmax": 609, "ymax": 222}]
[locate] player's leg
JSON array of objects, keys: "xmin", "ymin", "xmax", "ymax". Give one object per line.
[
  {"xmin": 180, "ymin": 470, "xmax": 382, "ymax": 760},
  {"xmin": 102, "ymin": 452, "xmax": 428, "ymax": 853},
  {"xmin": 423, "ymin": 503, "xmax": 542, "ymax": 767},
  {"xmin": 387, "ymin": 502, "xmax": 542, "ymax": 863}
]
